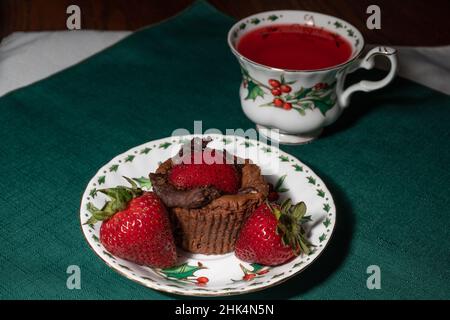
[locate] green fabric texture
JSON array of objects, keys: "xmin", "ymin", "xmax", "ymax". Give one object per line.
[{"xmin": 0, "ymin": 1, "xmax": 449, "ymax": 299}]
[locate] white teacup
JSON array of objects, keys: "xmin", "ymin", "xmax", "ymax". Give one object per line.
[{"xmin": 228, "ymin": 10, "xmax": 397, "ymax": 144}]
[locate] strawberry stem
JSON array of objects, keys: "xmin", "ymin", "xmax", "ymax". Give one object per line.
[
  {"xmin": 84, "ymin": 177, "xmax": 143, "ymax": 225},
  {"xmin": 273, "ymin": 199, "xmax": 313, "ymax": 255}
]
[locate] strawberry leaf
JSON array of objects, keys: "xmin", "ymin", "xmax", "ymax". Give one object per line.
[
  {"xmin": 84, "ymin": 177, "xmax": 143, "ymax": 224},
  {"xmin": 275, "ymin": 199, "xmax": 312, "ymax": 255},
  {"xmin": 274, "ymin": 174, "xmax": 289, "ymax": 193},
  {"xmin": 132, "ymin": 177, "xmax": 152, "ymax": 189}
]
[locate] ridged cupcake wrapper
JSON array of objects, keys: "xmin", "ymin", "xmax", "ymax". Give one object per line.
[{"xmin": 170, "ymin": 197, "xmax": 262, "ymax": 255}]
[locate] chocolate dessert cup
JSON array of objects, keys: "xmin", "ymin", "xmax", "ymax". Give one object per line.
[{"xmin": 150, "ymin": 139, "xmax": 268, "ymax": 254}]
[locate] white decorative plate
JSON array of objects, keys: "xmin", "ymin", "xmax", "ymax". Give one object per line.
[{"xmin": 80, "ymin": 134, "xmax": 336, "ymax": 296}]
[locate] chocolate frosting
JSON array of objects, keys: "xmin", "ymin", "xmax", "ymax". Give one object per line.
[{"xmin": 150, "ymin": 169, "xmax": 221, "ymax": 209}]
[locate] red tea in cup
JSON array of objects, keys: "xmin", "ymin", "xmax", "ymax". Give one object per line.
[{"xmin": 237, "ymin": 24, "xmax": 352, "ymax": 70}]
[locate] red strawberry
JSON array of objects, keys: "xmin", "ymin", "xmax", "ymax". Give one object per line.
[
  {"xmin": 86, "ymin": 178, "xmax": 177, "ymax": 268},
  {"xmin": 235, "ymin": 199, "xmax": 312, "ymax": 266},
  {"xmin": 169, "ymin": 150, "xmax": 240, "ymax": 194}
]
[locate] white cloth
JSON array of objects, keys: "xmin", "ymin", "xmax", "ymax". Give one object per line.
[
  {"xmin": 1, "ymin": 31, "xmax": 449, "ymax": 96},
  {"xmin": 0, "ymin": 31, "xmax": 130, "ymax": 96}
]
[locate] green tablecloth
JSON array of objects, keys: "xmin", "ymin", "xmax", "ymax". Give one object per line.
[{"xmin": 0, "ymin": 1, "xmax": 449, "ymax": 299}]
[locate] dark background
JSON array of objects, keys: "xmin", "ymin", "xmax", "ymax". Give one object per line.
[{"xmin": 0, "ymin": 0, "xmax": 449, "ymax": 46}]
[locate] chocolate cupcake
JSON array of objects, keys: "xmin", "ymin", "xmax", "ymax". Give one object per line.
[{"xmin": 150, "ymin": 138, "xmax": 268, "ymax": 254}]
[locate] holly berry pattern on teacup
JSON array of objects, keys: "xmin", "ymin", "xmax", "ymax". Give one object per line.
[{"xmin": 241, "ymin": 66, "xmax": 336, "ymax": 116}]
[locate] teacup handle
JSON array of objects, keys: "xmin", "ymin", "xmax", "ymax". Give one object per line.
[{"xmin": 338, "ymin": 46, "xmax": 398, "ymax": 108}]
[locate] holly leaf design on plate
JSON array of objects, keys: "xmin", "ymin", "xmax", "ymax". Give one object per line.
[
  {"xmin": 160, "ymin": 262, "xmax": 206, "ymax": 280},
  {"xmin": 307, "ymin": 176, "xmax": 316, "ymax": 185},
  {"xmin": 323, "ymin": 203, "xmax": 331, "ymax": 212},
  {"xmin": 132, "ymin": 177, "xmax": 152, "ymax": 189},
  {"xmin": 97, "ymin": 176, "xmax": 106, "ymax": 185},
  {"xmin": 334, "ymin": 21, "xmax": 343, "ymax": 28},
  {"xmin": 119, "ymin": 264, "xmax": 131, "ymax": 271},
  {"xmin": 89, "ymin": 188, "xmax": 98, "ymax": 198},
  {"xmin": 316, "ymin": 189, "xmax": 325, "ymax": 197},
  {"xmin": 319, "ymin": 233, "xmax": 327, "ymax": 242},
  {"xmin": 292, "ymin": 164, "xmax": 303, "ymax": 172},
  {"xmin": 241, "ymin": 141, "xmax": 254, "ymax": 148},
  {"xmin": 323, "ymin": 218, "xmax": 331, "ymax": 228},
  {"xmin": 109, "ymin": 164, "xmax": 119, "ymax": 172},
  {"xmin": 159, "ymin": 142, "xmax": 171, "ymax": 149},
  {"xmin": 125, "ymin": 155, "xmax": 135, "ymax": 163},
  {"xmin": 245, "ymin": 80, "xmax": 265, "ymax": 101},
  {"xmin": 103, "ymin": 251, "xmax": 115, "ymax": 260},
  {"xmin": 249, "ymin": 263, "xmax": 265, "ymax": 273},
  {"xmin": 222, "ymin": 138, "xmax": 232, "ymax": 145},
  {"xmin": 140, "ymin": 147, "xmax": 151, "ymax": 154}
]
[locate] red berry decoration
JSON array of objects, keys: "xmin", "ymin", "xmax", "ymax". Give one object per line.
[
  {"xmin": 273, "ymin": 98, "xmax": 284, "ymax": 107},
  {"xmin": 314, "ymin": 82, "xmax": 328, "ymax": 90},
  {"xmin": 257, "ymin": 269, "xmax": 270, "ymax": 275},
  {"xmin": 268, "ymin": 79, "xmax": 281, "ymax": 88},
  {"xmin": 243, "ymin": 274, "xmax": 256, "ymax": 281},
  {"xmin": 283, "ymin": 102, "xmax": 292, "ymax": 110},
  {"xmin": 280, "ymin": 85, "xmax": 292, "ymax": 93},
  {"xmin": 196, "ymin": 277, "xmax": 209, "ymax": 285},
  {"xmin": 235, "ymin": 199, "xmax": 312, "ymax": 266},
  {"xmin": 271, "ymin": 88, "xmax": 282, "ymax": 96}
]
